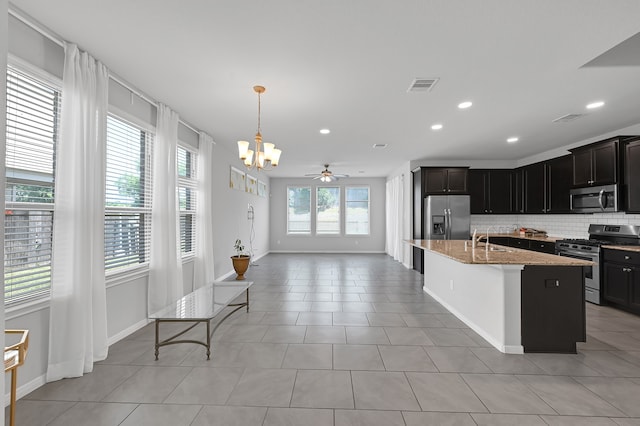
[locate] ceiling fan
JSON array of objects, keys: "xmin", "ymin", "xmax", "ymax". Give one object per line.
[{"xmin": 305, "ymin": 164, "xmax": 349, "ymax": 182}]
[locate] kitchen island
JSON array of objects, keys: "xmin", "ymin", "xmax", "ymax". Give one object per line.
[{"xmin": 407, "ymin": 239, "xmax": 592, "ymax": 354}]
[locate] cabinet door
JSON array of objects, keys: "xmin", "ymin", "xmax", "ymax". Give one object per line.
[
  {"xmin": 424, "ymin": 169, "xmax": 447, "ymax": 194},
  {"xmin": 547, "ymin": 155, "xmax": 572, "ymax": 213},
  {"xmin": 530, "ymin": 241, "xmax": 556, "ymax": 254},
  {"xmin": 488, "ymin": 169, "xmax": 512, "ymax": 213},
  {"xmin": 592, "ymin": 140, "xmax": 617, "ymax": 185},
  {"xmin": 521, "ymin": 266, "xmax": 585, "ymax": 353},
  {"xmin": 446, "ymin": 168, "xmax": 469, "ymax": 194},
  {"xmin": 510, "ymin": 238, "xmax": 529, "ymax": 249},
  {"xmin": 469, "ymin": 170, "xmax": 488, "ymax": 214},
  {"xmin": 412, "ymin": 168, "xmax": 424, "ymax": 273},
  {"xmin": 625, "ymin": 140, "xmax": 640, "ymax": 212},
  {"xmin": 630, "ymin": 267, "xmax": 640, "ymax": 312},
  {"xmin": 572, "ymin": 149, "xmax": 592, "ymax": 187},
  {"xmin": 512, "ymin": 169, "xmax": 524, "ymax": 213},
  {"xmin": 603, "ymin": 262, "xmax": 629, "ymax": 306},
  {"xmin": 524, "ymin": 162, "xmax": 546, "ymax": 213}
]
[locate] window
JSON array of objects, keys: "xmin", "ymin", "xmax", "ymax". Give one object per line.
[
  {"xmin": 316, "ymin": 186, "xmax": 340, "ymax": 234},
  {"xmin": 105, "ymin": 115, "xmax": 153, "ymax": 272},
  {"xmin": 178, "ymin": 145, "xmax": 197, "ymax": 255},
  {"xmin": 287, "ymin": 186, "xmax": 311, "ymax": 234},
  {"xmin": 4, "ymin": 66, "xmax": 60, "ymax": 306},
  {"xmin": 346, "ymin": 186, "xmax": 370, "ymax": 235}
]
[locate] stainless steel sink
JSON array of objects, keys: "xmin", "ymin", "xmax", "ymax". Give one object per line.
[{"xmin": 488, "ymin": 246, "xmax": 512, "ymax": 252}]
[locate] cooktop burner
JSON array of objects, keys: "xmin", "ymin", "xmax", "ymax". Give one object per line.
[
  {"xmin": 556, "ymin": 224, "xmax": 640, "ymax": 248},
  {"xmin": 557, "ymin": 239, "xmax": 610, "ymax": 247}
]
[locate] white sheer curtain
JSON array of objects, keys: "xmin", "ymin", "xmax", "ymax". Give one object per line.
[
  {"xmin": 193, "ymin": 132, "xmax": 216, "ymax": 290},
  {"xmin": 47, "ymin": 43, "xmax": 109, "ymax": 381},
  {"xmin": 148, "ymin": 104, "xmax": 183, "ymax": 314},
  {"xmin": 385, "ymin": 175, "xmax": 404, "ymax": 262}
]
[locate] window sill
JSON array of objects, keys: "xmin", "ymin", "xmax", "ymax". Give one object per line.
[{"xmin": 5, "ymin": 298, "xmax": 51, "ymax": 321}]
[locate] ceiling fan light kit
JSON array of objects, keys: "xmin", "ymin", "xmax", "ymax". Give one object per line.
[
  {"xmin": 237, "ymin": 85, "xmax": 282, "ymax": 171},
  {"xmin": 306, "ymin": 164, "xmax": 349, "ymax": 182}
]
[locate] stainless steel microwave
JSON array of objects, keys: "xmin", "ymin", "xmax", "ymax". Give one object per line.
[{"xmin": 570, "ymin": 184, "xmax": 619, "ymax": 213}]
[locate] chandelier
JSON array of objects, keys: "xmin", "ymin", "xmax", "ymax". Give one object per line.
[{"xmin": 237, "ymin": 85, "xmax": 282, "ymax": 170}]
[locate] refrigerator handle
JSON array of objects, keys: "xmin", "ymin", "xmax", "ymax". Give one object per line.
[{"xmin": 445, "ymin": 208, "xmax": 451, "ymax": 240}]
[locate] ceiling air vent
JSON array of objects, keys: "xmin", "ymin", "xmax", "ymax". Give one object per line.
[
  {"xmin": 372, "ymin": 144, "xmax": 388, "ymax": 149},
  {"xmin": 553, "ymin": 113, "xmax": 584, "ymax": 123},
  {"xmin": 407, "ymin": 78, "xmax": 439, "ymax": 92}
]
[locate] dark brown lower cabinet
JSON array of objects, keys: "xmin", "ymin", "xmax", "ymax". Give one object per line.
[
  {"xmin": 603, "ymin": 248, "xmax": 640, "ymax": 314},
  {"xmin": 521, "ymin": 266, "xmax": 586, "ymax": 353}
]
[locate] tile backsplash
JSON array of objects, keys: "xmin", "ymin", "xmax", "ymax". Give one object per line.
[{"xmin": 470, "ymin": 213, "xmax": 640, "ymax": 239}]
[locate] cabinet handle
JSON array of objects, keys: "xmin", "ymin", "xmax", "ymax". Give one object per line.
[{"xmin": 625, "ymin": 255, "xmax": 631, "ymax": 260}]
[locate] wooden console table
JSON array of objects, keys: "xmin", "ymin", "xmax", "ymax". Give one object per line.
[
  {"xmin": 5, "ymin": 329, "xmax": 29, "ymax": 426},
  {"xmin": 149, "ymin": 281, "xmax": 252, "ymax": 360}
]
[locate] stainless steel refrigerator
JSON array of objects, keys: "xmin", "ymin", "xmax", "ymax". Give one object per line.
[{"xmin": 424, "ymin": 195, "xmax": 470, "ymax": 240}]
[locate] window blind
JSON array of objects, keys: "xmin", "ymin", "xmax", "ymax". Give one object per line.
[
  {"xmin": 178, "ymin": 145, "xmax": 197, "ymax": 255},
  {"xmin": 105, "ymin": 114, "xmax": 153, "ymax": 272},
  {"xmin": 4, "ymin": 66, "xmax": 59, "ymax": 306}
]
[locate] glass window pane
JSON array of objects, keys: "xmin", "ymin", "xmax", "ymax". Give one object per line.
[
  {"xmin": 287, "ymin": 186, "xmax": 311, "ymax": 234},
  {"xmin": 4, "ymin": 210, "xmax": 53, "ymax": 305},
  {"xmin": 346, "ymin": 187, "xmax": 370, "ymax": 235},
  {"xmin": 4, "ymin": 66, "xmax": 59, "ymax": 306},
  {"xmin": 105, "ymin": 115, "xmax": 153, "ymax": 272},
  {"xmin": 105, "ymin": 116, "xmax": 147, "ymax": 208},
  {"xmin": 317, "ymin": 186, "xmax": 340, "ymax": 234}
]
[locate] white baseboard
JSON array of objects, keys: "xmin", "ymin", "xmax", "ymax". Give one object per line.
[
  {"xmin": 108, "ymin": 318, "xmax": 151, "ymax": 346},
  {"xmin": 423, "ymin": 285, "xmax": 524, "ymax": 355},
  {"xmin": 268, "ymin": 250, "xmax": 386, "ymax": 254},
  {"xmin": 5, "ymin": 374, "xmax": 46, "ymax": 407},
  {"xmin": 218, "ymin": 251, "xmax": 270, "ymax": 281}
]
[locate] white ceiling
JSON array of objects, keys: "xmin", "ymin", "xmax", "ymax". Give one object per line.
[{"xmin": 10, "ymin": 0, "xmax": 640, "ymax": 178}]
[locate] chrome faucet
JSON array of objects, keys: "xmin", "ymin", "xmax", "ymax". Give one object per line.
[{"xmin": 475, "ymin": 226, "xmax": 497, "ymax": 248}]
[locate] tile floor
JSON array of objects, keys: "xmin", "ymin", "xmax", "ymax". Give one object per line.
[{"xmin": 12, "ymin": 253, "xmax": 640, "ymax": 425}]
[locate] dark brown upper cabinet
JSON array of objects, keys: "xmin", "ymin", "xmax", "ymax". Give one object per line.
[
  {"xmin": 423, "ymin": 167, "xmax": 469, "ymax": 195},
  {"xmin": 523, "ymin": 162, "xmax": 546, "ymax": 213},
  {"xmin": 469, "ymin": 169, "xmax": 512, "ymax": 214},
  {"xmin": 546, "ymin": 154, "xmax": 573, "ymax": 213},
  {"xmin": 571, "ymin": 138, "xmax": 619, "ymax": 187},
  {"xmin": 519, "ymin": 155, "xmax": 572, "ymax": 214},
  {"xmin": 624, "ymin": 137, "xmax": 640, "ymax": 213}
]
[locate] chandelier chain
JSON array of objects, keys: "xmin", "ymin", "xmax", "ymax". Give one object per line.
[{"xmin": 257, "ymin": 90, "xmax": 261, "ymax": 134}]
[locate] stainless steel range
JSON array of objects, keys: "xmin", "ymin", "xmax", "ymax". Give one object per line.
[{"xmin": 556, "ymin": 224, "xmax": 640, "ymax": 305}]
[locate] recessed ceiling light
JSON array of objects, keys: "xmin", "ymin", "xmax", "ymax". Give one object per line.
[
  {"xmin": 431, "ymin": 124, "xmax": 443, "ymax": 130},
  {"xmin": 586, "ymin": 101, "xmax": 605, "ymax": 109},
  {"xmin": 319, "ymin": 128, "xmax": 331, "ymax": 134},
  {"xmin": 507, "ymin": 137, "xmax": 519, "ymax": 143},
  {"xmin": 458, "ymin": 101, "xmax": 473, "ymax": 109}
]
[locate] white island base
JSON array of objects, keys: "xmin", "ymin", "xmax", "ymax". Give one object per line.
[{"xmin": 423, "ymin": 249, "xmax": 525, "ymax": 354}]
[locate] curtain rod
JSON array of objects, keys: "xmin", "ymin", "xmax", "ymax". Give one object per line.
[{"xmin": 8, "ymin": 5, "xmax": 205, "ymax": 138}]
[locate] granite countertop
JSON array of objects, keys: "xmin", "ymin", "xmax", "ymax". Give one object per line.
[
  {"xmin": 406, "ymin": 239, "xmax": 592, "ymax": 266},
  {"xmin": 602, "ymin": 245, "xmax": 640, "ymax": 253},
  {"xmin": 474, "ymin": 232, "xmax": 561, "ymax": 243}
]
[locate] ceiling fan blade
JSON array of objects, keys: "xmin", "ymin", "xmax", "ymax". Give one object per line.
[
  {"xmin": 311, "ymin": 175, "xmax": 323, "ymax": 180},
  {"xmin": 304, "ymin": 173, "xmax": 321, "ymax": 177}
]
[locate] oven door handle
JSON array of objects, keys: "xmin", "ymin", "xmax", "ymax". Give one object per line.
[{"xmin": 598, "ymin": 189, "xmax": 606, "ymax": 210}]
